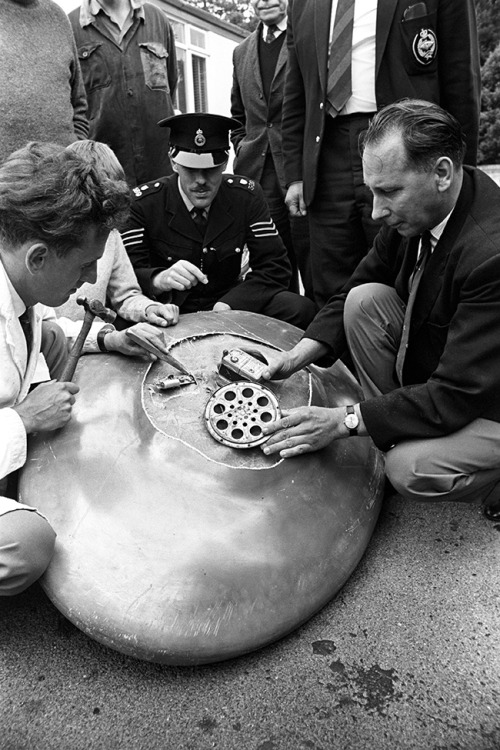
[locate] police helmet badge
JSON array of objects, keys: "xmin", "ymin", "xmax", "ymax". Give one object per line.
[
  {"xmin": 194, "ymin": 129, "xmax": 206, "ymax": 148},
  {"xmin": 413, "ymin": 28, "xmax": 437, "ymax": 66}
]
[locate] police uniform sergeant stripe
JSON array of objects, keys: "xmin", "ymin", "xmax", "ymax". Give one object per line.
[
  {"xmin": 121, "ymin": 228, "xmax": 145, "ymax": 247},
  {"xmin": 250, "ymin": 219, "xmax": 278, "ymax": 237}
]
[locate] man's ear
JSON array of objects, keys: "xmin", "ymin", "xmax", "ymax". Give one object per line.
[
  {"xmin": 25, "ymin": 243, "xmax": 49, "ymax": 274},
  {"xmin": 434, "ymin": 156, "xmax": 454, "ymax": 192},
  {"xmin": 171, "ymin": 160, "xmax": 179, "ymax": 174}
]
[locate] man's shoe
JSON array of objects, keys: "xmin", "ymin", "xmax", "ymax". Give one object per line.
[{"xmin": 483, "ymin": 499, "xmax": 500, "ymax": 521}]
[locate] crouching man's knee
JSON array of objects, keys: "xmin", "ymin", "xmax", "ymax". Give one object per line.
[
  {"xmin": 385, "ymin": 443, "xmax": 459, "ymax": 503},
  {"xmin": 0, "ymin": 509, "xmax": 56, "ymax": 596}
]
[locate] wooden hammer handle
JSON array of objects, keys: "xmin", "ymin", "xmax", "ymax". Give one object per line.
[{"xmin": 59, "ymin": 312, "xmax": 95, "ymax": 382}]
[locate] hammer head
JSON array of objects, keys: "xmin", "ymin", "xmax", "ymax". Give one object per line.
[{"xmin": 77, "ymin": 295, "xmax": 117, "ymax": 324}]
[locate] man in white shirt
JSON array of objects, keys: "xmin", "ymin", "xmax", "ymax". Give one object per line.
[{"xmin": 0, "ymin": 141, "xmax": 158, "ymax": 596}]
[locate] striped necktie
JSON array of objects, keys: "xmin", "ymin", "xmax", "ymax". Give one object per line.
[
  {"xmin": 395, "ymin": 231, "xmax": 433, "ymax": 385},
  {"xmin": 265, "ymin": 24, "xmax": 279, "ymax": 43},
  {"xmin": 326, "ymin": 0, "xmax": 355, "ymax": 116}
]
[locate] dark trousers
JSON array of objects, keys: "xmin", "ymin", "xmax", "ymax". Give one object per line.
[
  {"xmin": 309, "ymin": 113, "xmax": 381, "ymax": 309},
  {"xmin": 261, "ymin": 289, "xmax": 316, "ymax": 330},
  {"xmin": 260, "ymin": 154, "xmax": 313, "ymax": 300}
]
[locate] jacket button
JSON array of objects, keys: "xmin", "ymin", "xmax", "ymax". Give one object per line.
[
  {"xmin": 82, "ymin": 51, "xmax": 89, "ymax": 58},
  {"xmin": 127, "ymin": 89, "xmax": 133, "ymax": 96},
  {"xmin": 267, "ymin": 122, "xmax": 273, "ymax": 128},
  {"xmin": 320, "ymin": 102, "xmax": 324, "ymax": 110},
  {"xmin": 316, "ymin": 136, "xmax": 320, "ymax": 142}
]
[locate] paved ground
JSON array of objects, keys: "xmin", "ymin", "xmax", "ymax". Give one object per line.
[{"xmin": 1, "ymin": 494, "xmax": 499, "ymax": 750}]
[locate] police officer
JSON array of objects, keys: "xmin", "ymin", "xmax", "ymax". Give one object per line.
[{"xmin": 121, "ymin": 113, "xmax": 316, "ymax": 329}]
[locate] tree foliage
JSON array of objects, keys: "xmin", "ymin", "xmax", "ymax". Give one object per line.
[
  {"xmin": 183, "ymin": 0, "xmax": 258, "ymax": 31},
  {"xmin": 476, "ymin": 0, "xmax": 500, "ymax": 162}
]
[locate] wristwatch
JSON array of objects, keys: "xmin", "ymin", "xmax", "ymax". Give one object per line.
[
  {"xmin": 343, "ymin": 405, "xmax": 359, "ymax": 437},
  {"xmin": 97, "ymin": 324, "xmax": 116, "ymax": 353}
]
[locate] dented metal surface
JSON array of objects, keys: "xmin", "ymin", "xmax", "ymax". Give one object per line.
[{"xmin": 19, "ymin": 311, "xmax": 384, "ymax": 665}]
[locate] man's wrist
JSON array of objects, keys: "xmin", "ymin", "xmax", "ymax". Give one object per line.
[{"xmin": 97, "ymin": 324, "xmax": 116, "ymax": 352}]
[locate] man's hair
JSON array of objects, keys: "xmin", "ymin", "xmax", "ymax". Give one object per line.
[
  {"xmin": 361, "ymin": 99, "xmax": 467, "ymax": 171},
  {"xmin": 0, "ymin": 141, "xmax": 131, "ymax": 254},
  {"xmin": 67, "ymin": 139, "xmax": 126, "ymax": 183}
]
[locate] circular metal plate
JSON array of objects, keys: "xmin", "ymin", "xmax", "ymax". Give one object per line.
[{"xmin": 204, "ymin": 381, "xmax": 281, "ymax": 449}]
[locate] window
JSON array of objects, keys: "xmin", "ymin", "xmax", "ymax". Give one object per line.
[
  {"xmin": 166, "ymin": 17, "xmax": 209, "ymax": 113},
  {"xmin": 192, "ymin": 55, "xmax": 207, "ymax": 112}
]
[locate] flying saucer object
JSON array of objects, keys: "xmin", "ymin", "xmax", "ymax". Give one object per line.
[{"xmin": 20, "ymin": 310, "xmax": 384, "ymax": 665}]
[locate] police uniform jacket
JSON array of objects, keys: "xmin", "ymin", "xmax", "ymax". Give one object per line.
[
  {"xmin": 121, "ymin": 173, "xmax": 292, "ymax": 313},
  {"xmin": 283, "ymin": 0, "xmax": 481, "ymax": 205},
  {"xmin": 304, "ymin": 167, "xmax": 500, "ymax": 451}
]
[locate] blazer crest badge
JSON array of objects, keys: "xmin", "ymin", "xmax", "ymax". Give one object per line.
[{"xmin": 412, "ymin": 28, "xmax": 437, "ymax": 65}]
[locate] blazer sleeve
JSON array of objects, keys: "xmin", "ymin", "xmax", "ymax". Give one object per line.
[
  {"xmin": 282, "ymin": 0, "xmax": 308, "ymax": 186},
  {"xmin": 230, "ymin": 49, "xmax": 247, "ymax": 153},
  {"xmin": 436, "ymin": 0, "xmax": 480, "ymax": 166}
]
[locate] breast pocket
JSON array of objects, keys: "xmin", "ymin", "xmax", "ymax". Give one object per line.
[
  {"xmin": 139, "ymin": 42, "xmax": 170, "ymax": 91},
  {"xmin": 78, "ymin": 43, "xmax": 112, "ymax": 91},
  {"xmin": 400, "ymin": 12, "xmax": 438, "ymax": 76}
]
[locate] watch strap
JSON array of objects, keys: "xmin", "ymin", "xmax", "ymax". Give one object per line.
[{"xmin": 97, "ymin": 324, "xmax": 115, "ymax": 353}]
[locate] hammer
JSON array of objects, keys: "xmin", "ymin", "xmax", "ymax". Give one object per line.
[{"xmin": 59, "ymin": 296, "xmax": 117, "ymax": 382}]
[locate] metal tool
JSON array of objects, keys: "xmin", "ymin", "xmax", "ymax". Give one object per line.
[
  {"xmin": 125, "ymin": 327, "xmax": 191, "ymax": 375},
  {"xmin": 154, "ymin": 375, "xmax": 195, "ymax": 391},
  {"xmin": 59, "ymin": 296, "xmax": 116, "ymax": 382}
]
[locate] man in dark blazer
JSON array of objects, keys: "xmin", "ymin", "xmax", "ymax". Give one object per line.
[
  {"xmin": 231, "ymin": 0, "xmax": 312, "ymax": 298},
  {"xmin": 121, "ymin": 113, "xmax": 316, "ymax": 329},
  {"xmin": 282, "ymin": 0, "xmax": 481, "ymax": 308},
  {"xmin": 259, "ymin": 101, "xmax": 500, "ymax": 520}
]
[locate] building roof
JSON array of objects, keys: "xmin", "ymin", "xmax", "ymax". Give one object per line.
[{"xmin": 154, "ymin": 0, "xmax": 248, "ymax": 40}]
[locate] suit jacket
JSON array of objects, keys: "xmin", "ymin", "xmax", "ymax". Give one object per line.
[
  {"xmin": 121, "ymin": 174, "xmax": 291, "ymax": 314},
  {"xmin": 283, "ymin": 0, "xmax": 481, "ymax": 204},
  {"xmin": 304, "ymin": 167, "xmax": 500, "ymax": 451},
  {"xmin": 231, "ymin": 22, "xmax": 288, "ymax": 188}
]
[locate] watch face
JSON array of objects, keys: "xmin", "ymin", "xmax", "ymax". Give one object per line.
[{"xmin": 345, "ymin": 413, "xmax": 358, "ymax": 429}]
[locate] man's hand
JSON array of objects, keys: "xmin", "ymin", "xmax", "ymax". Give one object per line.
[
  {"xmin": 261, "ymin": 406, "xmax": 347, "ymax": 458},
  {"xmin": 212, "ymin": 301, "xmax": 232, "ymax": 313},
  {"xmin": 103, "ymin": 322, "xmax": 168, "ymax": 359},
  {"xmin": 144, "ymin": 303, "xmax": 179, "ymax": 327},
  {"xmin": 261, "ymin": 339, "xmax": 330, "ymax": 381},
  {"xmin": 13, "ymin": 380, "xmax": 80, "ymax": 434},
  {"xmin": 153, "ymin": 261, "xmax": 208, "ymax": 293},
  {"xmin": 285, "ymin": 181, "xmax": 307, "ymax": 217}
]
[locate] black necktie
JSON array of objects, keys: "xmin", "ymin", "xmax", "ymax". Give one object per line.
[
  {"xmin": 19, "ymin": 307, "xmax": 33, "ymax": 355},
  {"xmin": 191, "ymin": 208, "xmax": 207, "ymax": 236},
  {"xmin": 395, "ymin": 231, "xmax": 433, "ymax": 385},
  {"xmin": 265, "ymin": 24, "xmax": 279, "ymax": 43}
]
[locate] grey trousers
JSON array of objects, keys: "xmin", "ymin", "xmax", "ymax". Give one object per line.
[{"xmin": 344, "ymin": 283, "xmax": 500, "ymax": 505}]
